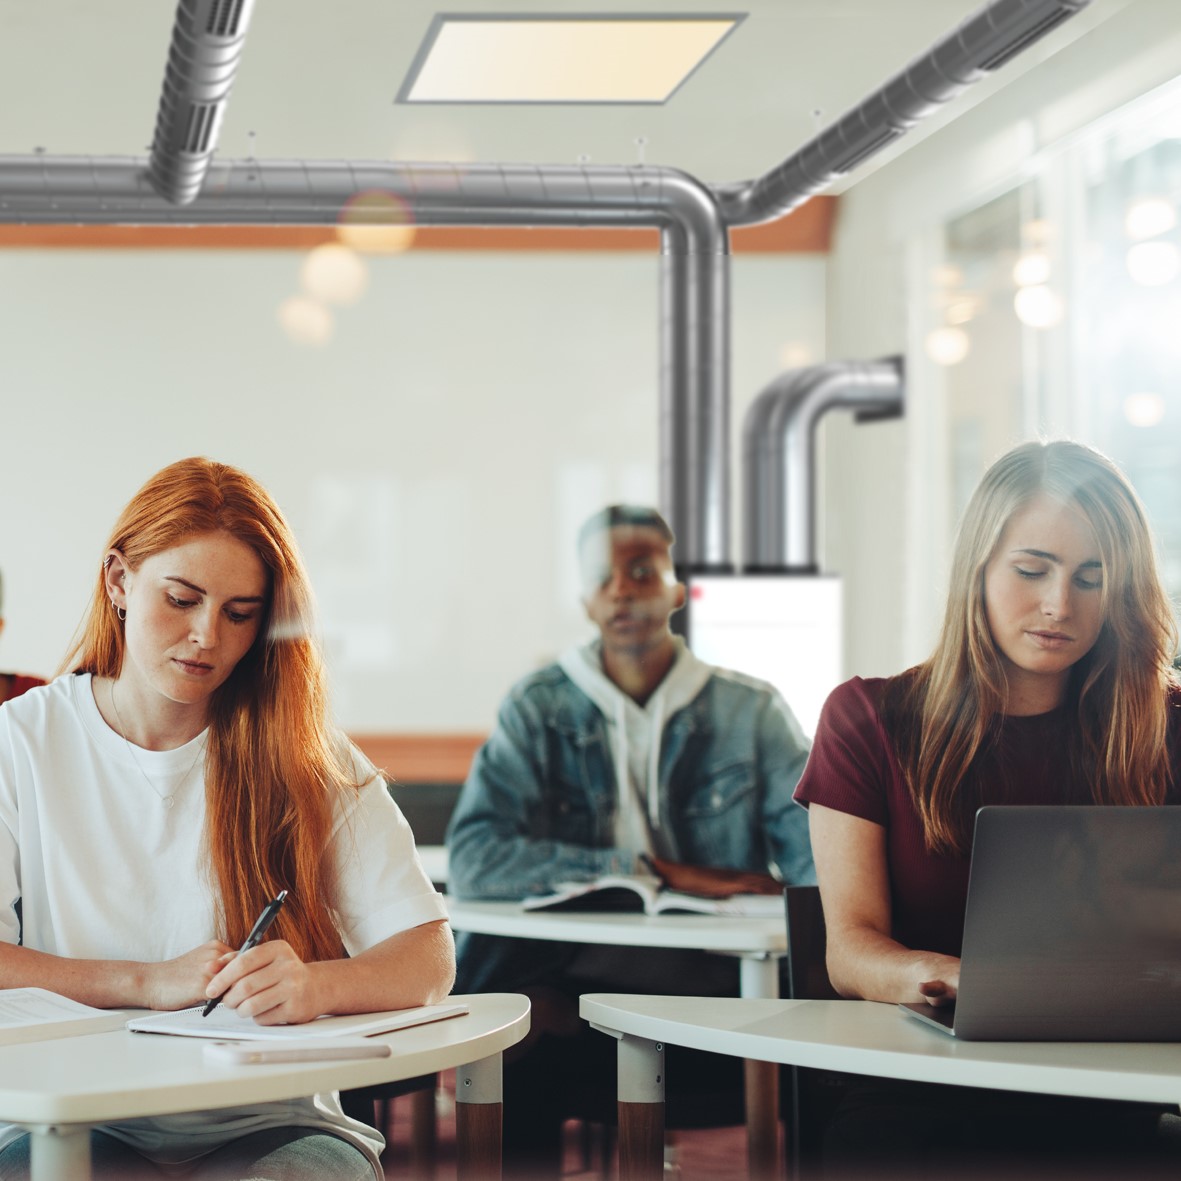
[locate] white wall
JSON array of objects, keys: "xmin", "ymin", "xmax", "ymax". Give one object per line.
[
  {"xmin": 0, "ymin": 247, "xmax": 825, "ymax": 731},
  {"xmin": 822, "ymin": 0, "xmax": 1181, "ymax": 679}
]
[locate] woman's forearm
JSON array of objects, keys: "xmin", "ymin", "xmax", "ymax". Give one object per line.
[
  {"xmin": 0, "ymin": 943, "xmax": 151, "ymax": 1008},
  {"xmin": 826, "ymin": 924, "xmax": 960, "ymax": 1004},
  {"xmin": 309, "ymin": 920, "xmax": 456, "ymax": 1016}
]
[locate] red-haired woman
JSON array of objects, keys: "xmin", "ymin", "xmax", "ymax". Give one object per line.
[
  {"xmin": 797, "ymin": 439, "xmax": 1181, "ymax": 1179},
  {"xmin": 0, "ymin": 458, "xmax": 454, "ymax": 1180}
]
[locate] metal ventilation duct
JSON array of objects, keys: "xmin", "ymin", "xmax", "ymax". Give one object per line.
[
  {"xmin": 0, "ymin": 0, "xmax": 1090, "ymax": 571},
  {"xmin": 0, "ymin": 156, "xmax": 731, "ymax": 570},
  {"xmin": 718, "ymin": 0, "xmax": 1090, "ymax": 226},
  {"xmin": 744, "ymin": 359, "xmax": 904, "ymax": 572},
  {"xmin": 147, "ymin": 0, "xmax": 258, "ymax": 205}
]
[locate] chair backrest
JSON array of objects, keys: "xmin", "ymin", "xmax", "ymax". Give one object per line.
[
  {"xmin": 784, "ymin": 885, "xmax": 841, "ymax": 1002},
  {"xmin": 387, "ymin": 781, "xmax": 463, "ymax": 846}
]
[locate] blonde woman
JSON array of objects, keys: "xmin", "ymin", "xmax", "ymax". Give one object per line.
[
  {"xmin": 796, "ymin": 439, "xmax": 1180, "ymax": 1178},
  {"xmin": 0, "ymin": 458, "xmax": 454, "ymax": 1180}
]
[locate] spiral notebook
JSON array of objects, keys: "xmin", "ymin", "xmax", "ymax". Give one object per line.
[{"xmin": 127, "ymin": 1000, "xmax": 468, "ymax": 1041}]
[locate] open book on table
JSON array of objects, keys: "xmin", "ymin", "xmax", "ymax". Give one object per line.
[
  {"xmin": 522, "ymin": 873, "xmax": 784, "ymax": 918},
  {"xmin": 127, "ymin": 1000, "xmax": 469, "ymax": 1040},
  {"xmin": 0, "ymin": 987, "xmax": 129, "ymax": 1045}
]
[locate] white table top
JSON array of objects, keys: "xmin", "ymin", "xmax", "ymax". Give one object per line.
[
  {"xmin": 446, "ymin": 899, "xmax": 786, "ymax": 954},
  {"xmin": 0, "ymin": 992, "xmax": 529, "ymax": 1127},
  {"xmin": 580, "ymin": 994, "xmax": 1181, "ymax": 1107},
  {"xmin": 418, "ymin": 844, "xmax": 448, "ymax": 883}
]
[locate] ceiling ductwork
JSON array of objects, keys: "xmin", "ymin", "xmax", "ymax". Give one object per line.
[
  {"xmin": 743, "ymin": 359, "xmax": 905, "ymax": 572},
  {"xmin": 717, "ymin": 0, "xmax": 1090, "ymax": 226},
  {"xmin": 0, "ymin": 0, "xmax": 1089, "ymax": 571},
  {"xmin": 147, "ymin": 0, "xmax": 258, "ymax": 205}
]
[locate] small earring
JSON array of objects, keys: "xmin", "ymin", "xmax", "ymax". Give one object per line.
[{"xmin": 111, "ymin": 599, "xmax": 126, "ymax": 622}]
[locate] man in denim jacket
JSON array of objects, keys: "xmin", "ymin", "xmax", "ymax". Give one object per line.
[{"xmin": 447, "ymin": 505, "xmax": 814, "ymax": 1176}]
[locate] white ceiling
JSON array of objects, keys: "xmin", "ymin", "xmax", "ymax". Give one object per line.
[{"xmin": 0, "ymin": 0, "xmax": 1127, "ymax": 194}]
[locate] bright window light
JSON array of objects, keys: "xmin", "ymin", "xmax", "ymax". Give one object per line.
[{"xmin": 398, "ymin": 14, "xmax": 743, "ymax": 104}]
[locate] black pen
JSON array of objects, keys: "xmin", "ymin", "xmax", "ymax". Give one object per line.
[{"xmin": 201, "ymin": 890, "xmax": 288, "ymax": 1017}]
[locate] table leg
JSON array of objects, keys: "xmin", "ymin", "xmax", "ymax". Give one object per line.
[
  {"xmin": 409, "ymin": 1085, "xmax": 438, "ymax": 1181},
  {"xmin": 455, "ymin": 1053, "xmax": 502, "ymax": 1181},
  {"xmin": 740, "ymin": 954, "xmax": 782, "ymax": 1181},
  {"xmin": 28, "ymin": 1124, "xmax": 90, "ymax": 1181},
  {"xmin": 617, "ymin": 1033, "xmax": 664, "ymax": 1181}
]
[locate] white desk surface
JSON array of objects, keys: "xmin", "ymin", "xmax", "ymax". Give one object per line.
[
  {"xmin": 0, "ymin": 992, "xmax": 529, "ymax": 1127},
  {"xmin": 580, "ymin": 994, "xmax": 1181, "ymax": 1107},
  {"xmin": 446, "ymin": 898, "xmax": 786, "ymax": 955},
  {"xmin": 418, "ymin": 844, "xmax": 448, "ymax": 883}
]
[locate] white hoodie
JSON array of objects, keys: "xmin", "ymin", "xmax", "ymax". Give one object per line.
[{"xmin": 557, "ymin": 637, "xmax": 712, "ymax": 862}]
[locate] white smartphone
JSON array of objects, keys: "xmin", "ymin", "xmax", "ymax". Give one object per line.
[{"xmin": 204, "ymin": 1038, "xmax": 393, "ymax": 1065}]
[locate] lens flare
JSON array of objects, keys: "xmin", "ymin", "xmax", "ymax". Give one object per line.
[
  {"xmin": 945, "ymin": 297, "xmax": 978, "ymax": 325},
  {"xmin": 336, "ymin": 190, "xmax": 417, "ymax": 254},
  {"xmin": 777, "ymin": 342, "xmax": 812, "ymax": 369},
  {"xmin": 1124, "ymin": 198, "xmax": 1176, "ymax": 242},
  {"xmin": 1126, "ymin": 240, "xmax": 1179, "ymax": 287},
  {"xmin": 924, "ymin": 326, "xmax": 970, "ymax": 366},
  {"xmin": 301, "ymin": 244, "xmax": 368, "ymax": 306},
  {"xmin": 1123, "ymin": 392, "xmax": 1166, "ymax": 428},
  {"xmin": 1013, "ymin": 285, "xmax": 1064, "ymax": 329},
  {"xmin": 278, "ymin": 296, "xmax": 333, "ymax": 346},
  {"xmin": 1012, "ymin": 251, "xmax": 1051, "ymax": 287}
]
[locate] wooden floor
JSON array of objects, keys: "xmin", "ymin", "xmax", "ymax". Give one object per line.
[{"xmin": 378, "ymin": 1069, "xmax": 750, "ymax": 1180}]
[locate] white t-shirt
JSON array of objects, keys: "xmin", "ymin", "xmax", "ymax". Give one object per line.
[{"xmin": 0, "ymin": 673, "xmax": 448, "ymax": 1177}]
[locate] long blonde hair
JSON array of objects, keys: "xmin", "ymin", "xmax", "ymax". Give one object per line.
[
  {"xmin": 63, "ymin": 458, "xmax": 358, "ymax": 960},
  {"xmin": 885, "ymin": 440, "xmax": 1178, "ymax": 854}
]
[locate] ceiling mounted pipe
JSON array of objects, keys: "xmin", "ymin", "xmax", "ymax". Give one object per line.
[
  {"xmin": 743, "ymin": 358, "xmax": 904, "ymax": 572},
  {"xmin": 0, "ymin": 0, "xmax": 1091, "ymax": 572},
  {"xmin": 0, "ymin": 158, "xmax": 719, "ymax": 233},
  {"xmin": 717, "ymin": 0, "xmax": 1090, "ymax": 226},
  {"xmin": 147, "ymin": 0, "xmax": 258, "ymax": 205},
  {"xmin": 0, "ymin": 155, "xmax": 732, "ymax": 573}
]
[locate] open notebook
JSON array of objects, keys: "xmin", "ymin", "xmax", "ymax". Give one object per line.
[
  {"xmin": 523, "ymin": 873, "xmax": 785, "ymax": 917},
  {"xmin": 0, "ymin": 987, "xmax": 128, "ymax": 1044},
  {"xmin": 127, "ymin": 1001, "xmax": 469, "ymax": 1040}
]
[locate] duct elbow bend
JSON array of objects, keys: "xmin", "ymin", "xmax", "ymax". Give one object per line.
[{"xmin": 657, "ymin": 169, "xmax": 727, "ymax": 255}]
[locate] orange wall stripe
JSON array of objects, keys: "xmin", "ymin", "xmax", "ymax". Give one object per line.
[
  {"xmin": 0, "ymin": 195, "xmax": 835, "ymax": 254},
  {"xmin": 349, "ymin": 733, "xmax": 485, "ymax": 784}
]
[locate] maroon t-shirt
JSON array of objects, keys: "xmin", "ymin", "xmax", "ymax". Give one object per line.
[
  {"xmin": 794, "ymin": 676, "xmax": 1181, "ymax": 958},
  {"xmin": 0, "ymin": 674, "xmax": 46, "ymax": 705}
]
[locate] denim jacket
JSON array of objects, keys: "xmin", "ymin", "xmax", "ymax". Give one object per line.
[{"xmin": 447, "ymin": 662, "xmax": 815, "ymax": 991}]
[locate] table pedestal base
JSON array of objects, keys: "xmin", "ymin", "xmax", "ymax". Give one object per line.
[
  {"xmin": 456, "ymin": 1053, "xmax": 502, "ymax": 1181},
  {"xmin": 29, "ymin": 1125, "xmax": 90, "ymax": 1181}
]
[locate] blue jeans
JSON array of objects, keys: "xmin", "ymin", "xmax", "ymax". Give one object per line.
[{"xmin": 0, "ymin": 1126, "xmax": 373, "ymax": 1181}]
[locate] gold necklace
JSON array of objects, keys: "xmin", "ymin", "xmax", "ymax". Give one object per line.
[{"xmin": 108, "ymin": 680, "xmax": 206, "ymax": 810}]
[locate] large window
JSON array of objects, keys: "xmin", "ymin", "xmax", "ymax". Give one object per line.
[{"xmin": 927, "ymin": 80, "xmax": 1181, "ymax": 611}]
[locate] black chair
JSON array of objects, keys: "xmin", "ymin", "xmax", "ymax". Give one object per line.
[
  {"xmin": 339, "ymin": 1081, "xmax": 438, "ymax": 1177},
  {"xmin": 784, "ymin": 884, "xmax": 855, "ymax": 1181},
  {"xmin": 337, "ymin": 781, "xmax": 465, "ymax": 1173},
  {"xmin": 387, "ymin": 780, "xmax": 463, "ymax": 848}
]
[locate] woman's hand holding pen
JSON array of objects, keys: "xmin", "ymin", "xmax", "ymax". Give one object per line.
[
  {"xmin": 204, "ymin": 939, "xmax": 322, "ymax": 1025},
  {"xmin": 143, "ymin": 940, "xmax": 235, "ymax": 1011}
]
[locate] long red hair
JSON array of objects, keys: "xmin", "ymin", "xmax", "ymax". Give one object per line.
[{"xmin": 62, "ymin": 458, "xmax": 359, "ymax": 961}]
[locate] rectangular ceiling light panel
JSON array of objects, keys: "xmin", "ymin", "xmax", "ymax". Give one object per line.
[{"xmin": 399, "ymin": 14, "xmax": 743, "ymax": 104}]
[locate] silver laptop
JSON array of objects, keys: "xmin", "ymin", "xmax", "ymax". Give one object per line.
[{"xmin": 901, "ymin": 806, "xmax": 1181, "ymax": 1040}]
